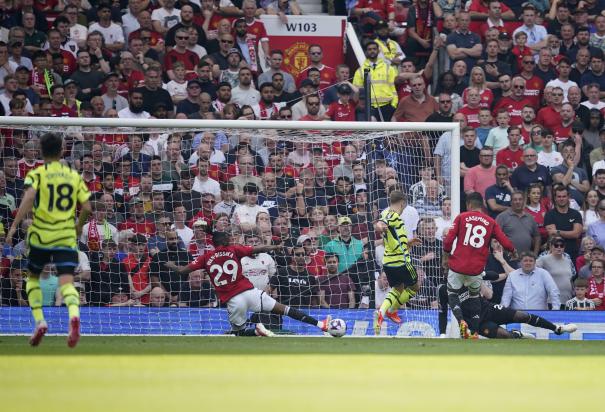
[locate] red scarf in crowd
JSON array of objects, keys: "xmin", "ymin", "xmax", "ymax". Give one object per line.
[
  {"xmin": 246, "ymin": 37, "xmax": 258, "ymax": 73},
  {"xmin": 415, "ymin": 0, "xmax": 434, "ymax": 40}
]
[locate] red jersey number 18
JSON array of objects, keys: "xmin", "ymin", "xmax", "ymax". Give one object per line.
[
  {"xmin": 210, "ymin": 259, "xmax": 239, "ymax": 286},
  {"xmin": 463, "ymin": 223, "xmax": 487, "ymax": 248}
]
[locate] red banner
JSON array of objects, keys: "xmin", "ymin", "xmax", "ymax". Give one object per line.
[{"xmin": 260, "ymin": 15, "xmax": 347, "ymax": 78}]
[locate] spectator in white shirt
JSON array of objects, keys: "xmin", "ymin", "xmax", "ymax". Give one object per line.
[
  {"xmin": 233, "ymin": 183, "xmax": 269, "ymax": 231},
  {"xmin": 231, "ymin": 66, "xmax": 260, "ymax": 107},
  {"xmin": 118, "ymin": 90, "xmax": 151, "ymax": 119},
  {"xmin": 192, "ymin": 158, "xmax": 221, "ymax": 199}
]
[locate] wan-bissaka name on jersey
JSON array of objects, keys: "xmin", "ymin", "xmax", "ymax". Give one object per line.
[
  {"xmin": 379, "ymin": 208, "xmax": 411, "ymax": 266},
  {"xmin": 25, "ymin": 162, "xmax": 90, "ymax": 249}
]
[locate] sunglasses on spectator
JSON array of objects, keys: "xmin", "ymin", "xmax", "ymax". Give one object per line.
[
  {"xmin": 281, "ymin": 114, "xmax": 292, "ymax": 119},
  {"xmin": 177, "ymin": 36, "xmax": 189, "ymax": 40},
  {"xmin": 513, "ymin": 85, "xmax": 525, "ymax": 89},
  {"xmin": 553, "ymin": 243, "xmax": 565, "ymax": 248},
  {"xmin": 294, "ymin": 252, "xmax": 306, "ymax": 256},
  {"xmin": 439, "ymin": 100, "xmax": 452, "ymax": 103},
  {"xmin": 220, "ymin": 39, "xmax": 234, "ymax": 44},
  {"xmin": 523, "ymin": 61, "xmax": 535, "ymax": 64}
]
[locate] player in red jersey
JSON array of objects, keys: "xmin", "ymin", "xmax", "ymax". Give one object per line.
[
  {"xmin": 443, "ymin": 192, "xmax": 516, "ymax": 338},
  {"xmin": 166, "ymin": 232, "xmax": 332, "ymax": 336}
]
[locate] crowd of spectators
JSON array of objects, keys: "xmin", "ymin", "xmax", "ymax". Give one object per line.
[{"xmin": 0, "ymin": 0, "xmax": 603, "ymax": 317}]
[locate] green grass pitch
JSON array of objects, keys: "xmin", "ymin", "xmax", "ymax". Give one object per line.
[{"xmin": 0, "ymin": 336, "xmax": 602, "ymax": 412}]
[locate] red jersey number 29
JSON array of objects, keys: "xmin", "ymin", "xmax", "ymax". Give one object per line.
[
  {"xmin": 210, "ymin": 259, "xmax": 239, "ymax": 286},
  {"xmin": 463, "ymin": 223, "xmax": 487, "ymax": 248}
]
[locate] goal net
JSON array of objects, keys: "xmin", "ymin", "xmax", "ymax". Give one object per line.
[{"xmin": 0, "ymin": 117, "xmax": 459, "ymax": 337}]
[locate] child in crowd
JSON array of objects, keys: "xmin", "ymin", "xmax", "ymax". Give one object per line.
[
  {"xmin": 512, "ymin": 31, "xmax": 533, "ymax": 70},
  {"xmin": 565, "ymin": 278, "xmax": 596, "ymax": 310},
  {"xmin": 485, "ymin": 109, "xmax": 511, "ymax": 158},
  {"xmin": 476, "ymin": 108, "xmax": 493, "ymax": 146}
]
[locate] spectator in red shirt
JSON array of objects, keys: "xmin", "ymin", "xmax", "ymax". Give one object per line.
[
  {"xmin": 493, "ymin": 76, "xmax": 533, "ymax": 126},
  {"xmin": 49, "ymin": 85, "xmax": 77, "ymax": 117},
  {"xmin": 118, "ymin": 197, "xmax": 157, "ymax": 237},
  {"xmin": 46, "ymin": 29, "xmax": 77, "ymax": 77},
  {"xmin": 496, "ymin": 126, "xmax": 525, "ymax": 171},
  {"xmin": 551, "ymin": 103, "xmax": 576, "ymax": 143},
  {"xmin": 122, "ymin": 233, "xmax": 152, "ymax": 305},
  {"xmin": 586, "ymin": 258, "xmax": 605, "ymax": 310},
  {"xmin": 519, "ymin": 56, "xmax": 544, "ymax": 109},
  {"xmin": 16, "ymin": 140, "xmax": 44, "ymax": 179},
  {"xmin": 537, "ymin": 86, "xmax": 564, "ymax": 131},
  {"xmin": 457, "ymin": 87, "xmax": 482, "ymax": 128},
  {"xmin": 242, "ymin": 0, "xmax": 270, "ymax": 61},
  {"xmin": 325, "ymin": 83, "xmax": 358, "ymax": 122},
  {"xmin": 298, "ymin": 234, "xmax": 326, "ymax": 277},
  {"xmin": 468, "ymin": 0, "xmax": 515, "ymax": 35},
  {"xmin": 164, "ymin": 27, "xmax": 200, "ymax": 81},
  {"xmin": 296, "ymin": 44, "xmax": 336, "ymax": 89},
  {"xmin": 462, "ymin": 66, "xmax": 493, "ymax": 109}
]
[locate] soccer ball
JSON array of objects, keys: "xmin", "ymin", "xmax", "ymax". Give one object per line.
[{"xmin": 327, "ymin": 318, "xmax": 347, "ymax": 338}]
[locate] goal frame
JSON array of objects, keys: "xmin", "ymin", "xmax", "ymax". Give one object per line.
[{"xmin": 0, "ymin": 116, "xmax": 461, "ymax": 216}]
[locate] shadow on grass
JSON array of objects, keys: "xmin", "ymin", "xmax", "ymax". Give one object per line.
[{"xmin": 0, "ymin": 336, "xmax": 603, "ymax": 356}]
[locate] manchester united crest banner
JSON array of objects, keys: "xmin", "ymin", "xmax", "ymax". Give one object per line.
[{"xmin": 260, "ymin": 15, "xmax": 347, "ymax": 78}]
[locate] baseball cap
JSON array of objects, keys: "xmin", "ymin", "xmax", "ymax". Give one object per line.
[
  {"xmin": 337, "ymin": 83, "xmax": 353, "ymax": 95},
  {"xmin": 243, "ymin": 183, "xmax": 259, "ymax": 193},
  {"xmin": 63, "ymin": 79, "xmax": 79, "ymax": 88},
  {"xmin": 300, "ymin": 79, "xmax": 314, "ymax": 88},
  {"xmin": 227, "ymin": 48, "xmax": 241, "ymax": 57},
  {"xmin": 338, "ymin": 216, "xmax": 352, "ymax": 225},
  {"xmin": 192, "ymin": 219, "xmax": 207, "ymax": 228},
  {"xmin": 296, "ymin": 235, "xmax": 312, "ymax": 245},
  {"xmin": 104, "ymin": 72, "xmax": 119, "ymax": 83},
  {"xmin": 591, "ymin": 246, "xmax": 605, "ymax": 254},
  {"xmin": 187, "ymin": 79, "xmax": 202, "ymax": 88},
  {"xmin": 129, "ymin": 196, "xmax": 144, "ymax": 205},
  {"xmin": 15, "ymin": 65, "xmax": 30, "ymax": 73},
  {"xmin": 101, "ymin": 239, "xmax": 117, "ymax": 248},
  {"xmin": 498, "ymin": 32, "xmax": 511, "ymax": 40}
]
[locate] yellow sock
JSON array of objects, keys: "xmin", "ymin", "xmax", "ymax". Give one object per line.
[
  {"xmin": 60, "ymin": 283, "xmax": 80, "ymax": 319},
  {"xmin": 380, "ymin": 289, "xmax": 401, "ymax": 316},
  {"xmin": 26, "ymin": 278, "xmax": 44, "ymax": 323}
]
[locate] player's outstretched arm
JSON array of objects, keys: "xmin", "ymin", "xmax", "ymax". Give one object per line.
[{"xmin": 6, "ymin": 187, "xmax": 36, "ymax": 246}]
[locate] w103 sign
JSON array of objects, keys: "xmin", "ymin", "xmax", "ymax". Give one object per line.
[{"xmin": 260, "ymin": 15, "xmax": 347, "ymax": 78}]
